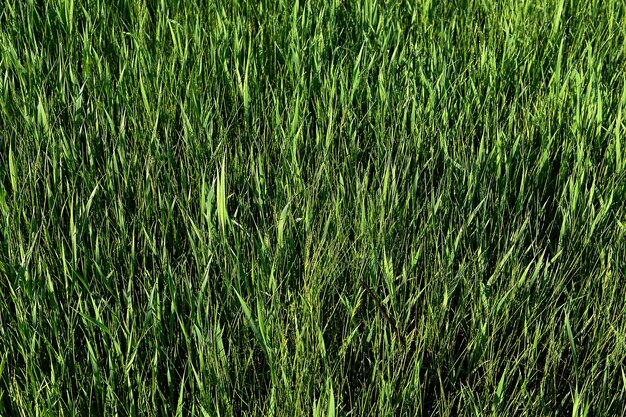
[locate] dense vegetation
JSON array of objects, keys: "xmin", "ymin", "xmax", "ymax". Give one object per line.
[{"xmin": 1, "ymin": 0, "xmax": 625, "ymax": 415}]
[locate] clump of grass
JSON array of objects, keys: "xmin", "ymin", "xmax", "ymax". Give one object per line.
[{"xmin": 1, "ymin": 0, "xmax": 625, "ymax": 416}]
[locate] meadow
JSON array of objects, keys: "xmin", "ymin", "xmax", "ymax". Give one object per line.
[{"xmin": 1, "ymin": 0, "xmax": 626, "ymax": 415}]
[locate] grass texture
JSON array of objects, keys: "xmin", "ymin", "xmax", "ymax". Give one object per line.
[{"xmin": 1, "ymin": 0, "xmax": 626, "ymax": 416}]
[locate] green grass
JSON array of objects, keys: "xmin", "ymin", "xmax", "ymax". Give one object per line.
[{"xmin": 1, "ymin": 0, "xmax": 626, "ymax": 415}]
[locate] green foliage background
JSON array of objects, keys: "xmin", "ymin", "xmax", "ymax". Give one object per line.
[{"xmin": 1, "ymin": 0, "xmax": 625, "ymax": 415}]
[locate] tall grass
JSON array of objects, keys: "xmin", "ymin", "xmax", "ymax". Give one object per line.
[{"xmin": 1, "ymin": 0, "xmax": 625, "ymax": 416}]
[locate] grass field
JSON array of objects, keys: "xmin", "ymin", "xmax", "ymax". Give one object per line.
[{"xmin": 1, "ymin": 0, "xmax": 626, "ymax": 416}]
